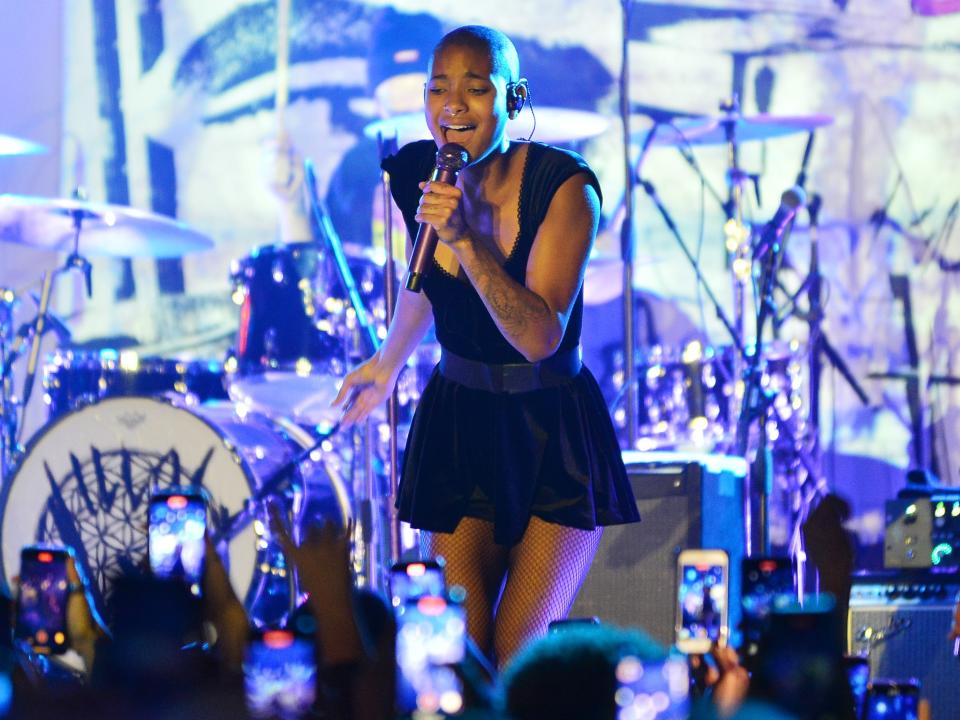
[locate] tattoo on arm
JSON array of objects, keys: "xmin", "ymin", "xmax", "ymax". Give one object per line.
[{"xmin": 470, "ymin": 249, "xmax": 552, "ymax": 338}]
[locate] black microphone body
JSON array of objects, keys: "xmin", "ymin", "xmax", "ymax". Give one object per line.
[
  {"xmin": 405, "ymin": 143, "xmax": 469, "ymax": 293},
  {"xmin": 754, "ymin": 186, "xmax": 806, "ymax": 261}
]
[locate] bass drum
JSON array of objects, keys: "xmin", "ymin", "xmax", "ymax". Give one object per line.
[{"xmin": 0, "ymin": 396, "xmax": 351, "ymax": 622}]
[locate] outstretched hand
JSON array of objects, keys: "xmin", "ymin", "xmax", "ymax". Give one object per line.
[
  {"xmin": 268, "ymin": 507, "xmax": 364, "ymax": 666},
  {"xmin": 332, "ymin": 355, "xmax": 394, "ymax": 427},
  {"xmin": 64, "ymin": 556, "xmax": 108, "ymax": 671},
  {"xmin": 201, "ymin": 533, "xmax": 249, "ymax": 674}
]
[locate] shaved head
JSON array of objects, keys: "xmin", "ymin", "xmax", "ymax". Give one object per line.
[{"xmin": 430, "ymin": 25, "xmax": 521, "ymax": 82}]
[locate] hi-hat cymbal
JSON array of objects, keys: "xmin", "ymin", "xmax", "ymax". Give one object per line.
[
  {"xmin": 0, "ymin": 195, "xmax": 214, "ymax": 257},
  {"xmin": 364, "ymin": 107, "xmax": 609, "ymax": 145},
  {"xmin": 643, "ymin": 112, "xmax": 833, "ymax": 147},
  {"xmin": 0, "ymin": 133, "xmax": 47, "ymax": 157}
]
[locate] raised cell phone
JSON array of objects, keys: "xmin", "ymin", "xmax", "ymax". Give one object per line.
[
  {"xmin": 396, "ymin": 594, "xmax": 466, "ymax": 717},
  {"xmin": 864, "ymin": 679, "xmax": 920, "ymax": 720},
  {"xmin": 741, "ymin": 556, "xmax": 794, "ymax": 618},
  {"xmin": 148, "ymin": 489, "xmax": 206, "ymax": 596},
  {"xmin": 389, "ymin": 559, "xmax": 446, "ymax": 608},
  {"xmin": 15, "ymin": 545, "xmax": 72, "ymax": 654},
  {"xmin": 740, "ymin": 556, "xmax": 794, "ymax": 668},
  {"xmin": 675, "ymin": 548, "xmax": 729, "ymax": 654},
  {"xmin": 843, "ymin": 654, "xmax": 871, "ymax": 720},
  {"xmin": 243, "ymin": 628, "xmax": 317, "ymax": 720}
]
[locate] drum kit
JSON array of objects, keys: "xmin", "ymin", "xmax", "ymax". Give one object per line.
[
  {"xmin": 0, "ymin": 136, "xmax": 409, "ymax": 624},
  {"xmin": 0, "ymin": 96, "xmax": 846, "ymax": 619},
  {"xmin": 614, "ymin": 99, "xmax": 855, "ymax": 571}
]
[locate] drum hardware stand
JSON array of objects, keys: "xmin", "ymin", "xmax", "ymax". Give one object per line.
[
  {"xmin": 0, "ymin": 287, "xmax": 20, "ymax": 487},
  {"xmin": 378, "ymin": 132, "xmax": 402, "ymax": 565},
  {"xmin": 720, "ymin": 96, "xmax": 754, "ymax": 355},
  {"xmin": 210, "ymin": 422, "xmax": 342, "ymax": 548},
  {"xmin": 635, "ymin": 175, "xmax": 754, "ymax": 550},
  {"xmin": 304, "ymin": 158, "xmax": 389, "ymax": 591},
  {"xmin": 771, "ymin": 190, "xmax": 867, "ymax": 596},
  {"xmin": 734, "ymin": 197, "xmax": 832, "ymax": 592},
  {"xmin": 5, "ymin": 201, "xmax": 97, "ymax": 450},
  {"xmin": 636, "ymin": 177, "xmax": 744, "ymax": 355},
  {"xmin": 619, "ymin": 0, "xmax": 639, "ymax": 448},
  {"xmin": 304, "ymin": 159, "xmax": 380, "ymax": 356},
  {"xmin": 208, "ymin": 422, "xmax": 342, "ymax": 624}
]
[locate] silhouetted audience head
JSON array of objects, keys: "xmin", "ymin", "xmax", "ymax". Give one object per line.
[{"xmin": 500, "ymin": 623, "xmax": 668, "ymax": 720}]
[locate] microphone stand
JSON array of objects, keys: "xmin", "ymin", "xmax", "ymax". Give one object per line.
[
  {"xmin": 734, "ymin": 219, "xmax": 782, "ymax": 557},
  {"xmin": 638, "ymin": 180, "xmax": 743, "ymax": 356}
]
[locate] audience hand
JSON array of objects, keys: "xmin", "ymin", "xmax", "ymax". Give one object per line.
[
  {"xmin": 201, "ymin": 534, "xmax": 249, "ymax": 674},
  {"xmin": 689, "ymin": 644, "xmax": 750, "ymax": 718},
  {"xmin": 62, "ymin": 556, "xmax": 107, "ymax": 673},
  {"xmin": 269, "ymin": 506, "xmax": 364, "ymax": 666}
]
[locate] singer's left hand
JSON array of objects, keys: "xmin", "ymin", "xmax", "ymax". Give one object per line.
[{"xmin": 416, "ymin": 180, "xmax": 469, "ymax": 246}]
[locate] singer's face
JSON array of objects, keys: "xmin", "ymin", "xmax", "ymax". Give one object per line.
[{"xmin": 425, "ymin": 44, "xmax": 510, "ymax": 166}]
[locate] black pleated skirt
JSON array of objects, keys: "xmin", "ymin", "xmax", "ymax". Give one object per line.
[{"xmin": 397, "ymin": 364, "xmax": 640, "ymax": 546}]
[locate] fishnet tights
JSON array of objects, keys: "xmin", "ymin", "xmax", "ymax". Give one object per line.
[{"xmin": 422, "ymin": 515, "xmax": 603, "ymax": 668}]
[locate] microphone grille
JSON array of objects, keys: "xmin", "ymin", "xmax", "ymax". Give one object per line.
[
  {"xmin": 436, "ymin": 143, "xmax": 469, "ymax": 170},
  {"xmin": 782, "ymin": 186, "xmax": 807, "ymax": 209}
]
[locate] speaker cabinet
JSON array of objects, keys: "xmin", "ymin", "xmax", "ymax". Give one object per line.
[
  {"xmin": 571, "ymin": 451, "xmax": 747, "ymax": 648},
  {"xmin": 848, "ymin": 576, "xmax": 960, "ymax": 719}
]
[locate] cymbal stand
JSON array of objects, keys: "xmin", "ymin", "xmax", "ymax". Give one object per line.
[
  {"xmin": 638, "ymin": 180, "xmax": 743, "ymax": 356},
  {"xmin": 16, "ymin": 201, "xmax": 96, "ymax": 437},
  {"xmin": 719, "ymin": 97, "xmax": 753, "ymax": 353},
  {"xmin": 303, "ymin": 158, "xmax": 387, "ymax": 591},
  {"xmin": 378, "ymin": 132, "xmax": 402, "ymax": 565},
  {"xmin": 0, "ymin": 287, "xmax": 18, "ymax": 485},
  {"xmin": 637, "ymin": 174, "xmax": 757, "ymax": 551},
  {"xmin": 619, "ymin": 0, "xmax": 639, "ymax": 448},
  {"xmin": 303, "ymin": 160, "xmax": 380, "ymax": 357}
]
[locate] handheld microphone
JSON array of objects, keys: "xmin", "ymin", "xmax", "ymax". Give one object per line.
[
  {"xmin": 405, "ymin": 143, "xmax": 469, "ymax": 293},
  {"xmin": 753, "ymin": 186, "xmax": 806, "ymax": 261}
]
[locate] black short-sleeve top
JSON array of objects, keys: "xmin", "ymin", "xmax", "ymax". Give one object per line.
[{"xmin": 381, "ymin": 140, "xmax": 601, "ymax": 363}]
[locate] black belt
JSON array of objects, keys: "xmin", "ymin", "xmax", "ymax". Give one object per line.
[{"xmin": 438, "ymin": 346, "xmax": 582, "ymax": 394}]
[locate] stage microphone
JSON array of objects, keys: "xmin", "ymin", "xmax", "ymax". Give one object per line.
[
  {"xmin": 754, "ymin": 186, "xmax": 806, "ymax": 261},
  {"xmin": 405, "ymin": 143, "xmax": 470, "ymax": 293}
]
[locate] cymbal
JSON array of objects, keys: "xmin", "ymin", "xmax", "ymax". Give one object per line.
[
  {"xmin": 0, "ymin": 133, "xmax": 47, "ymax": 157},
  {"xmin": 582, "ymin": 252, "xmax": 662, "ymax": 306},
  {"xmin": 364, "ymin": 107, "xmax": 609, "ymax": 145},
  {"xmin": 645, "ymin": 113, "xmax": 833, "ymax": 147},
  {"xmin": 0, "ymin": 195, "xmax": 214, "ymax": 258}
]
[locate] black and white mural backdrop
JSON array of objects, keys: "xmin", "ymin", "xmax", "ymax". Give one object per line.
[{"xmin": 3, "ymin": 0, "xmax": 959, "ymax": 564}]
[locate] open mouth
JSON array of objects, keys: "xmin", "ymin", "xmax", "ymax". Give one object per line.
[{"xmin": 441, "ymin": 124, "xmax": 476, "ymax": 142}]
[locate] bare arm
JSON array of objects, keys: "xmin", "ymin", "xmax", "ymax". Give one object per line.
[
  {"xmin": 417, "ymin": 174, "xmax": 599, "ymax": 362},
  {"xmin": 333, "ymin": 247, "xmax": 433, "ymax": 425}
]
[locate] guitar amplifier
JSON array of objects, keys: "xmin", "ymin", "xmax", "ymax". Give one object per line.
[
  {"xmin": 847, "ymin": 572, "xmax": 960, "ymax": 719},
  {"xmin": 571, "ymin": 450, "xmax": 747, "ymax": 648},
  {"xmin": 885, "ymin": 495, "xmax": 960, "ymax": 568}
]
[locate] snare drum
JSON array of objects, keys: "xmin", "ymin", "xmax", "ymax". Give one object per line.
[
  {"xmin": 43, "ymin": 349, "xmax": 227, "ymax": 419},
  {"xmin": 0, "ymin": 396, "xmax": 350, "ymax": 624}
]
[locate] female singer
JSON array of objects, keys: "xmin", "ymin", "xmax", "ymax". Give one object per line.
[{"xmin": 335, "ymin": 25, "xmax": 638, "ymax": 666}]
